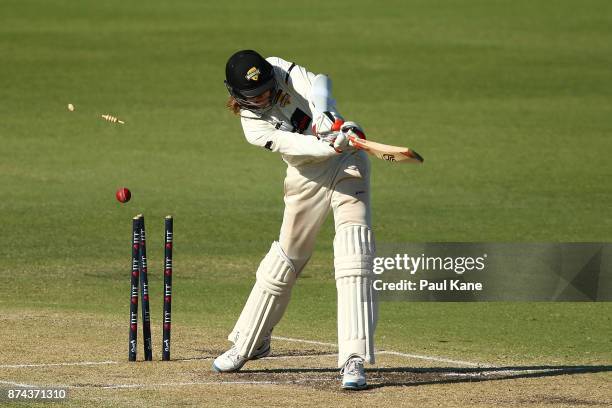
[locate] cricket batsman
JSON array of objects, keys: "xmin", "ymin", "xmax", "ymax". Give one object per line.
[{"xmin": 213, "ymin": 50, "xmax": 377, "ymax": 390}]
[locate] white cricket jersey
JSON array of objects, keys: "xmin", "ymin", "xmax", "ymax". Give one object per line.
[{"xmin": 240, "ymin": 57, "xmax": 338, "ymax": 167}]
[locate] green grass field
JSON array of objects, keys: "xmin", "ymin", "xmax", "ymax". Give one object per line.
[{"xmin": 1, "ymin": 0, "xmax": 611, "ymax": 406}]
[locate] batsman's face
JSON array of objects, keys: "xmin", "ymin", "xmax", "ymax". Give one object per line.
[{"xmin": 247, "ymin": 90, "xmax": 272, "ymax": 108}]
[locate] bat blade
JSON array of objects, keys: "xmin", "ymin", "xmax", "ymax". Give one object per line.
[{"xmin": 348, "ymin": 136, "xmax": 424, "ymax": 164}]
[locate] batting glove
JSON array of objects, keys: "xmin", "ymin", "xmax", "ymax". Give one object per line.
[{"xmin": 332, "ymin": 121, "xmax": 366, "ymax": 152}]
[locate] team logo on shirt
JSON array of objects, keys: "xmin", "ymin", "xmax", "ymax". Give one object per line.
[
  {"xmin": 275, "ymin": 90, "xmax": 291, "ymax": 107},
  {"xmin": 245, "ymin": 67, "xmax": 260, "ymax": 81}
]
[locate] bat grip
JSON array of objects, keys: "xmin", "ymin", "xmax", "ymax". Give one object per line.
[{"xmin": 347, "ymin": 135, "xmax": 365, "ymax": 150}]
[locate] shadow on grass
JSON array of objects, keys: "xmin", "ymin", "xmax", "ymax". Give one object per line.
[{"xmin": 239, "ymin": 364, "xmax": 612, "ymax": 389}]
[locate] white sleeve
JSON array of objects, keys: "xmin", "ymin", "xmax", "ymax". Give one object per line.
[
  {"xmin": 241, "ymin": 115, "xmax": 337, "ymax": 158},
  {"xmin": 310, "ymin": 74, "xmax": 336, "ymax": 116}
]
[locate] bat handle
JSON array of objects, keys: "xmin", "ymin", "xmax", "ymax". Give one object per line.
[{"xmin": 347, "ymin": 135, "xmax": 364, "ymax": 150}]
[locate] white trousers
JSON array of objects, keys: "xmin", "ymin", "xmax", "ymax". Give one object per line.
[{"xmin": 230, "ymin": 150, "xmax": 377, "ymax": 367}]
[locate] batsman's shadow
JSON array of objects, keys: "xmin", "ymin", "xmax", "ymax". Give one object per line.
[
  {"xmin": 240, "ymin": 367, "xmax": 338, "ymax": 374},
  {"xmin": 239, "ymin": 364, "xmax": 612, "ymax": 388}
]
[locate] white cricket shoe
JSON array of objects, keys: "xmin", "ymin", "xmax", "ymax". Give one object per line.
[
  {"xmin": 341, "ymin": 355, "xmax": 367, "ymax": 390},
  {"xmin": 212, "ymin": 336, "xmax": 271, "ymax": 373}
]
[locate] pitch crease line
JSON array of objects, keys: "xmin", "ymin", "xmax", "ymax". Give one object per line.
[
  {"xmin": 0, "ymin": 380, "xmax": 39, "ymax": 388},
  {"xmin": 443, "ymin": 368, "xmax": 561, "ymax": 377},
  {"xmin": 0, "ymin": 361, "xmax": 119, "ymax": 369},
  {"xmin": 0, "ymin": 338, "xmax": 487, "ymax": 370}
]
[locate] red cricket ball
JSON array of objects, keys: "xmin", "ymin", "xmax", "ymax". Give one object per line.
[{"xmin": 116, "ymin": 187, "xmax": 131, "ymax": 203}]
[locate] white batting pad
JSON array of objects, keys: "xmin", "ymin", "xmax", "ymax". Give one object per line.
[
  {"xmin": 229, "ymin": 242, "xmax": 297, "ymax": 357},
  {"xmin": 334, "ymin": 224, "xmax": 377, "ymax": 367}
]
